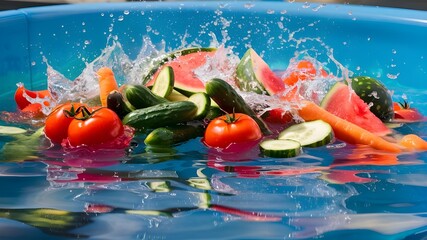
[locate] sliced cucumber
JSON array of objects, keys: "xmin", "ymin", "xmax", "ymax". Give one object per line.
[
  {"xmin": 260, "ymin": 139, "xmax": 301, "ymax": 158},
  {"xmin": 151, "ymin": 66, "xmax": 174, "ymax": 98},
  {"xmin": 188, "ymin": 92, "xmax": 211, "ymax": 119},
  {"xmin": 278, "ymin": 120, "xmax": 333, "ymax": 147},
  {"xmin": 0, "ymin": 125, "xmax": 27, "ymax": 135},
  {"xmin": 167, "ymin": 89, "xmax": 188, "ymax": 102}
]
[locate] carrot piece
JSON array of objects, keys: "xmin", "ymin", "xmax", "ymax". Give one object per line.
[
  {"xmin": 97, "ymin": 67, "xmax": 118, "ymax": 107},
  {"xmin": 399, "ymin": 134, "xmax": 427, "ymax": 151},
  {"xmin": 298, "ymin": 100, "xmax": 402, "ymax": 153}
]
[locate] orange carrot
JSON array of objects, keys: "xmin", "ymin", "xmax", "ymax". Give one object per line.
[
  {"xmin": 399, "ymin": 134, "xmax": 427, "ymax": 151},
  {"xmin": 97, "ymin": 67, "xmax": 118, "ymax": 107},
  {"xmin": 298, "ymin": 100, "xmax": 402, "ymax": 153}
]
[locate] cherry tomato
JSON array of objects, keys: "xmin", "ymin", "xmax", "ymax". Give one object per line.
[
  {"xmin": 204, "ymin": 113, "xmax": 262, "ymax": 149},
  {"xmin": 14, "ymin": 84, "xmax": 51, "ymax": 110},
  {"xmin": 67, "ymin": 107, "xmax": 124, "ymax": 147},
  {"xmin": 393, "ymin": 101, "xmax": 424, "ymax": 122},
  {"xmin": 44, "ymin": 103, "xmax": 86, "ymax": 144},
  {"xmin": 261, "ymin": 108, "xmax": 294, "ymax": 124},
  {"xmin": 282, "ymin": 60, "xmax": 328, "ymax": 86}
]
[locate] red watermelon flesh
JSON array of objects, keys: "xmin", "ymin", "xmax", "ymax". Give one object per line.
[
  {"xmin": 146, "ymin": 51, "xmax": 216, "ymax": 95},
  {"xmin": 321, "ymin": 82, "xmax": 392, "ymax": 136},
  {"xmin": 249, "ymin": 49, "xmax": 285, "ymax": 95}
]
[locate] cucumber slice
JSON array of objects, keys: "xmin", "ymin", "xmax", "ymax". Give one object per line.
[
  {"xmin": 0, "ymin": 125, "xmax": 27, "ymax": 135},
  {"xmin": 188, "ymin": 92, "xmax": 211, "ymax": 119},
  {"xmin": 278, "ymin": 120, "xmax": 333, "ymax": 147},
  {"xmin": 260, "ymin": 139, "xmax": 301, "ymax": 158},
  {"xmin": 151, "ymin": 66, "xmax": 174, "ymax": 98}
]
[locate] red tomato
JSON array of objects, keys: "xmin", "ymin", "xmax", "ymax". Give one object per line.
[
  {"xmin": 67, "ymin": 107, "xmax": 124, "ymax": 147},
  {"xmin": 44, "ymin": 103, "xmax": 86, "ymax": 144},
  {"xmin": 282, "ymin": 60, "xmax": 328, "ymax": 86},
  {"xmin": 393, "ymin": 102, "xmax": 424, "ymax": 122},
  {"xmin": 14, "ymin": 84, "xmax": 51, "ymax": 110},
  {"xmin": 204, "ymin": 113, "xmax": 262, "ymax": 149},
  {"xmin": 261, "ymin": 108, "xmax": 294, "ymax": 124}
]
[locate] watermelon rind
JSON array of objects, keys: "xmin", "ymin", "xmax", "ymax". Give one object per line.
[
  {"xmin": 235, "ymin": 48, "xmax": 285, "ymax": 95},
  {"xmin": 321, "ymin": 82, "xmax": 392, "ymax": 136},
  {"xmin": 350, "ymin": 76, "xmax": 394, "ymax": 122},
  {"xmin": 142, "ymin": 47, "xmax": 216, "ymax": 85}
]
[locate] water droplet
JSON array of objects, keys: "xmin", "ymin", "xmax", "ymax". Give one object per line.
[
  {"xmin": 348, "ymin": 11, "xmax": 352, "ymax": 16},
  {"xmin": 387, "ymin": 73, "xmax": 400, "ymax": 79},
  {"xmin": 367, "ymin": 37, "xmax": 371, "ymax": 41},
  {"xmin": 140, "ymin": 11, "xmax": 145, "ymax": 15},
  {"xmin": 302, "ymin": 2, "xmax": 311, "ymax": 8},
  {"xmin": 82, "ymin": 22, "xmax": 86, "ymax": 26},
  {"xmin": 343, "ymin": 42, "xmax": 347, "ymax": 45},
  {"xmin": 109, "ymin": 13, "xmax": 114, "ymax": 18},
  {"xmin": 392, "ymin": 49, "xmax": 397, "ymax": 54},
  {"xmin": 277, "ymin": 21, "xmax": 284, "ymax": 29},
  {"xmin": 84, "ymin": 40, "xmax": 91, "ymax": 45},
  {"xmin": 100, "ymin": 13, "xmax": 105, "ymax": 17},
  {"xmin": 31, "ymin": 61, "xmax": 36, "ymax": 66},
  {"xmin": 118, "ymin": 15, "xmax": 124, "ymax": 21},
  {"xmin": 352, "ymin": 17, "xmax": 357, "ymax": 21},
  {"xmin": 356, "ymin": 66, "xmax": 360, "ymax": 70},
  {"xmin": 288, "ymin": 0, "xmax": 295, "ymax": 3},
  {"xmin": 124, "ymin": 10, "xmax": 130, "ymax": 15},
  {"xmin": 267, "ymin": 9, "xmax": 275, "ymax": 14},
  {"xmin": 281, "ymin": 10, "xmax": 287, "ymax": 14}
]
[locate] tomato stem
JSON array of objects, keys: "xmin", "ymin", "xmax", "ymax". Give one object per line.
[
  {"xmin": 63, "ymin": 104, "xmax": 78, "ymax": 118},
  {"xmin": 224, "ymin": 108, "xmax": 241, "ymax": 124},
  {"xmin": 398, "ymin": 100, "xmax": 410, "ymax": 109}
]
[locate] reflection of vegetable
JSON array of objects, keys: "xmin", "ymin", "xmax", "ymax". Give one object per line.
[
  {"xmin": 298, "ymin": 101, "xmax": 402, "ymax": 153},
  {"xmin": 44, "ymin": 103, "xmax": 86, "ymax": 144},
  {"xmin": 67, "ymin": 107, "xmax": 124, "ymax": 147},
  {"xmin": 97, "ymin": 67, "xmax": 119, "ymax": 107},
  {"xmin": 204, "ymin": 112, "xmax": 262, "ymax": 149},
  {"xmin": 393, "ymin": 101, "xmax": 424, "ymax": 122},
  {"xmin": 1, "ymin": 127, "xmax": 44, "ymax": 162},
  {"xmin": 14, "ymin": 83, "xmax": 51, "ymax": 110}
]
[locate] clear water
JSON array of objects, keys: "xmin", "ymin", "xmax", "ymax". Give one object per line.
[{"xmin": 1, "ymin": 5, "xmax": 427, "ymax": 240}]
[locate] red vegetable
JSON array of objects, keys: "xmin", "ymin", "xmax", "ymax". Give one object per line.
[
  {"xmin": 67, "ymin": 107, "xmax": 124, "ymax": 147},
  {"xmin": 44, "ymin": 103, "xmax": 86, "ymax": 144},
  {"xmin": 204, "ymin": 113, "xmax": 262, "ymax": 149},
  {"xmin": 393, "ymin": 101, "xmax": 424, "ymax": 122},
  {"xmin": 14, "ymin": 84, "xmax": 51, "ymax": 110}
]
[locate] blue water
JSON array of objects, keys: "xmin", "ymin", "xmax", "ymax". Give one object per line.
[
  {"xmin": 0, "ymin": 2, "xmax": 427, "ymax": 239},
  {"xmin": 1, "ymin": 115, "xmax": 427, "ymax": 239}
]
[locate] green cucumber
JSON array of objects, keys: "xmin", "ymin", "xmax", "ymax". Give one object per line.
[
  {"xmin": 260, "ymin": 139, "xmax": 301, "ymax": 158},
  {"xmin": 278, "ymin": 120, "xmax": 333, "ymax": 147},
  {"xmin": 205, "ymin": 78, "xmax": 272, "ymax": 135},
  {"xmin": 151, "ymin": 66, "xmax": 174, "ymax": 98},
  {"xmin": 166, "ymin": 89, "xmax": 189, "ymax": 102},
  {"xmin": 144, "ymin": 125, "xmax": 204, "ymax": 146},
  {"xmin": 142, "ymin": 47, "xmax": 217, "ymax": 84},
  {"xmin": 188, "ymin": 92, "xmax": 211, "ymax": 119},
  {"xmin": 106, "ymin": 90, "xmax": 135, "ymax": 119},
  {"xmin": 205, "ymin": 106, "xmax": 225, "ymax": 120},
  {"xmin": 124, "ymin": 84, "xmax": 168, "ymax": 109},
  {"xmin": 122, "ymin": 101, "xmax": 198, "ymax": 130},
  {"xmin": 0, "ymin": 125, "xmax": 27, "ymax": 135}
]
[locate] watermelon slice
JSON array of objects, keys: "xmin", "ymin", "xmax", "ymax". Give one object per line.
[
  {"xmin": 235, "ymin": 48, "xmax": 285, "ymax": 95},
  {"xmin": 145, "ymin": 48, "xmax": 216, "ymax": 96},
  {"xmin": 321, "ymin": 82, "xmax": 392, "ymax": 136}
]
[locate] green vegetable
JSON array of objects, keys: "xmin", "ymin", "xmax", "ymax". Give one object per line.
[
  {"xmin": 1, "ymin": 127, "xmax": 45, "ymax": 162},
  {"xmin": 106, "ymin": 90, "xmax": 134, "ymax": 119},
  {"xmin": 205, "ymin": 78, "xmax": 271, "ymax": 135},
  {"xmin": 350, "ymin": 76, "xmax": 394, "ymax": 122},
  {"xmin": 278, "ymin": 120, "xmax": 333, "ymax": 147},
  {"xmin": 124, "ymin": 84, "xmax": 168, "ymax": 109},
  {"xmin": 260, "ymin": 139, "xmax": 301, "ymax": 158},
  {"xmin": 0, "ymin": 125, "xmax": 27, "ymax": 135},
  {"xmin": 151, "ymin": 66, "xmax": 174, "ymax": 98},
  {"xmin": 188, "ymin": 92, "xmax": 211, "ymax": 120},
  {"xmin": 122, "ymin": 101, "xmax": 198, "ymax": 130},
  {"xmin": 144, "ymin": 125, "xmax": 204, "ymax": 146}
]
